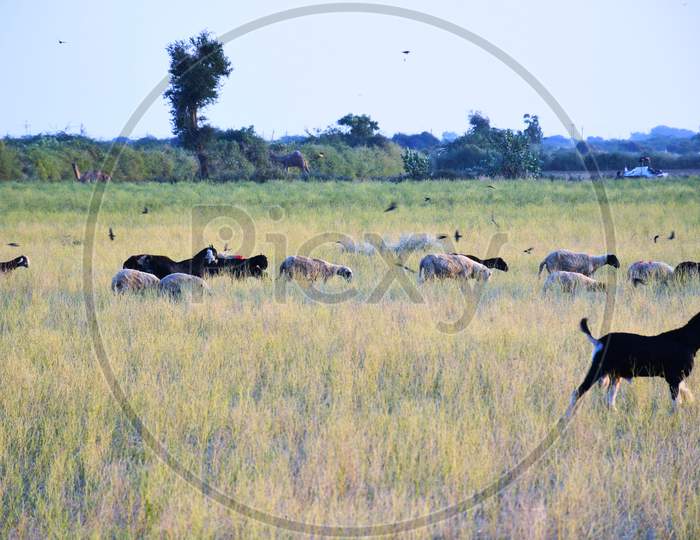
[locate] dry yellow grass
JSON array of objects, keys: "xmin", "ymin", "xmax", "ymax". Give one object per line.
[{"xmin": 0, "ymin": 179, "xmax": 698, "ymax": 537}]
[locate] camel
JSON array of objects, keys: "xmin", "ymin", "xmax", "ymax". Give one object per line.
[
  {"xmin": 71, "ymin": 162, "xmax": 111, "ymax": 183},
  {"xmin": 269, "ymin": 150, "xmax": 310, "ymax": 174}
]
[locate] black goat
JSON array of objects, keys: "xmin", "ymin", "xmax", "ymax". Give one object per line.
[
  {"xmin": 673, "ymin": 261, "xmax": 700, "ymax": 284},
  {"xmin": 0, "ymin": 255, "xmax": 29, "ymax": 273},
  {"xmin": 455, "ymin": 254, "xmax": 509, "ymax": 272},
  {"xmin": 123, "ymin": 247, "xmax": 217, "ymax": 279},
  {"xmin": 207, "ymin": 254, "xmax": 268, "ymax": 278},
  {"xmin": 569, "ymin": 313, "xmax": 700, "ymax": 412}
]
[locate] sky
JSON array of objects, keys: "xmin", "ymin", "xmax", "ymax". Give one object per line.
[{"xmin": 2, "ymin": 0, "xmax": 698, "ymax": 140}]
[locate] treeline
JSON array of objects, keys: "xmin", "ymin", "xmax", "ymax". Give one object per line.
[{"xmin": 2, "ymin": 113, "xmax": 699, "ymax": 182}]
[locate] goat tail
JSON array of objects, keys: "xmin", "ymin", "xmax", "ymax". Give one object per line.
[{"xmin": 538, "ymin": 260, "xmax": 547, "ymax": 277}]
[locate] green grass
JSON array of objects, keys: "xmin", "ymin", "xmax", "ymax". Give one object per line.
[{"xmin": 0, "ymin": 178, "xmax": 699, "ymax": 537}]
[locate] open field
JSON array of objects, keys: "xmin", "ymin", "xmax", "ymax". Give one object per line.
[{"xmin": 0, "ymin": 178, "xmax": 699, "ymax": 538}]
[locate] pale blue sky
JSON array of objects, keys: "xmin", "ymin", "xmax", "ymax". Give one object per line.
[{"xmin": 2, "ymin": 0, "xmax": 698, "ymax": 140}]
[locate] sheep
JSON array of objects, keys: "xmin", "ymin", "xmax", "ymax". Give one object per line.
[
  {"xmin": 158, "ymin": 273, "xmax": 211, "ymax": 299},
  {"xmin": 418, "ymin": 253, "xmax": 491, "ymax": 283},
  {"xmin": 627, "ymin": 260, "xmax": 674, "ymax": 286},
  {"xmin": 538, "ymin": 249, "xmax": 619, "ymax": 277},
  {"xmin": 208, "ymin": 254, "xmax": 268, "ymax": 279},
  {"xmin": 337, "ymin": 233, "xmax": 444, "ymax": 256},
  {"xmin": 123, "ymin": 246, "xmax": 217, "ymax": 279},
  {"xmin": 279, "ymin": 256, "xmax": 353, "ymax": 282},
  {"xmin": 0, "ymin": 255, "xmax": 29, "ymax": 273},
  {"xmin": 568, "ymin": 313, "xmax": 700, "ymax": 413},
  {"xmin": 542, "ymin": 271, "xmax": 606, "ymax": 294},
  {"xmin": 672, "ymin": 261, "xmax": 700, "ymax": 284},
  {"xmin": 111, "ymin": 269, "xmax": 160, "ymax": 294},
  {"xmin": 458, "ymin": 254, "xmax": 509, "ymax": 272}
]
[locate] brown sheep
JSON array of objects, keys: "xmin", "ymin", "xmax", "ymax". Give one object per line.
[
  {"xmin": 543, "ymin": 271, "xmax": 606, "ymax": 294},
  {"xmin": 418, "ymin": 253, "xmax": 491, "ymax": 283},
  {"xmin": 279, "ymin": 256, "xmax": 352, "ymax": 282},
  {"xmin": 111, "ymin": 269, "xmax": 160, "ymax": 294}
]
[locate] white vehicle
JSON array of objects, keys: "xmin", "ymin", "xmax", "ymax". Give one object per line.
[{"xmin": 622, "ymin": 165, "xmax": 668, "ymax": 178}]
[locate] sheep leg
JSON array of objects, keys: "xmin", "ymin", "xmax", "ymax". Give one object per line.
[
  {"xmin": 668, "ymin": 381, "xmax": 681, "ymax": 412},
  {"xmin": 606, "ymin": 377, "xmax": 621, "ymax": 410}
]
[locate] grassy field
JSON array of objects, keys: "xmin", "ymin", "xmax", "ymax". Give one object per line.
[{"xmin": 0, "ymin": 178, "xmax": 699, "ymax": 538}]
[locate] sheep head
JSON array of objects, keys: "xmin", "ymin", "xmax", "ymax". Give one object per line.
[{"xmin": 606, "ymin": 254, "xmax": 620, "ymax": 269}]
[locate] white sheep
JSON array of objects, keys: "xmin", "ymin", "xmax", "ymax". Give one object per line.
[
  {"xmin": 158, "ymin": 273, "xmax": 211, "ymax": 299},
  {"xmin": 627, "ymin": 260, "xmax": 674, "ymax": 286},
  {"xmin": 538, "ymin": 249, "xmax": 620, "ymax": 277},
  {"xmin": 111, "ymin": 269, "xmax": 160, "ymax": 294},
  {"xmin": 279, "ymin": 256, "xmax": 353, "ymax": 282},
  {"xmin": 418, "ymin": 253, "xmax": 491, "ymax": 283},
  {"xmin": 543, "ymin": 271, "xmax": 607, "ymax": 294}
]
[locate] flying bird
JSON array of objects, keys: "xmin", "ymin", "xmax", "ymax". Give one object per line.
[
  {"xmin": 487, "ymin": 185, "xmax": 496, "ymax": 189},
  {"xmin": 401, "ymin": 50, "xmax": 411, "ymax": 54},
  {"xmin": 668, "ymin": 230, "xmax": 675, "ymax": 240},
  {"xmin": 653, "ymin": 234, "xmax": 660, "ymax": 243},
  {"xmin": 523, "ymin": 247, "xmax": 534, "ymax": 254},
  {"xmin": 384, "ymin": 201, "xmax": 398, "ymax": 212},
  {"xmin": 454, "ymin": 230, "xmax": 463, "ymax": 242},
  {"xmin": 7, "ymin": 242, "xmax": 19, "ymax": 247},
  {"xmin": 424, "ymin": 196, "xmax": 431, "ymax": 202},
  {"xmin": 437, "ymin": 234, "xmax": 448, "ymax": 240},
  {"xmin": 58, "ymin": 40, "xmax": 68, "ymax": 45},
  {"xmin": 142, "ymin": 206, "xmax": 148, "ymax": 214},
  {"xmin": 108, "ymin": 228, "xmax": 115, "ymax": 241}
]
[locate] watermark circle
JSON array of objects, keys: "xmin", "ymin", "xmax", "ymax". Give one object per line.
[{"xmin": 82, "ymin": 3, "xmax": 615, "ymax": 536}]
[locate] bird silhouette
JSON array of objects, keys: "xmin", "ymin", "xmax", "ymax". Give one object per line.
[
  {"xmin": 437, "ymin": 234, "xmax": 448, "ymax": 240},
  {"xmin": 668, "ymin": 230, "xmax": 675, "ymax": 240},
  {"xmin": 142, "ymin": 206, "xmax": 148, "ymax": 214},
  {"xmin": 401, "ymin": 50, "xmax": 411, "ymax": 54},
  {"xmin": 384, "ymin": 202, "xmax": 398, "ymax": 212},
  {"xmin": 487, "ymin": 185, "xmax": 496, "ymax": 189},
  {"xmin": 108, "ymin": 228, "xmax": 115, "ymax": 241},
  {"xmin": 395, "ymin": 262, "xmax": 416, "ymax": 273},
  {"xmin": 424, "ymin": 196, "xmax": 431, "ymax": 202},
  {"xmin": 523, "ymin": 247, "xmax": 534, "ymax": 254},
  {"xmin": 7, "ymin": 242, "xmax": 19, "ymax": 247},
  {"xmin": 653, "ymin": 234, "xmax": 660, "ymax": 243},
  {"xmin": 454, "ymin": 230, "xmax": 463, "ymax": 242},
  {"xmin": 58, "ymin": 40, "xmax": 68, "ymax": 45}
]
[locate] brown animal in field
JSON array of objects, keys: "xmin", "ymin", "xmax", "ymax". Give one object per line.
[
  {"xmin": 269, "ymin": 150, "xmax": 310, "ymax": 174},
  {"xmin": 72, "ymin": 162, "xmax": 111, "ymax": 183}
]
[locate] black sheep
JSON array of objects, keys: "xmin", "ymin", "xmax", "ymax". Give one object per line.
[
  {"xmin": 0, "ymin": 255, "xmax": 29, "ymax": 273},
  {"xmin": 123, "ymin": 247, "xmax": 217, "ymax": 279}
]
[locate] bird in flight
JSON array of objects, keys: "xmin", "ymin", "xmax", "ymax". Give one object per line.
[
  {"xmin": 653, "ymin": 234, "xmax": 660, "ymax": 243},
  {"xmin": 401, "ymin": 50, "xmax": 410, "ymax": 62},
  {"xmin": 142, "ymin": 206, "xmax": 149, "ymax": 214},
  {"xmin": 668, "ymin": 230, "xmax": 675, "ymax": 240},
  {"xmin": 58, "ymin": 40, "xmax": 67, "ymax": 45},
  {"xmin": 437, "ymin": 234, "xmax": 448, "ymax": 240},
  {"xmin": 487, "ymin": 185, "xmax": 496, "ymax": 189},
  {"xmin": 108, "ymin": 228, "xmax": 115, "ymax": 241},
  {"xmin": 523, "ymin": 247, "xmax": 534, "ymax": 254},
  {"xmin": 424, "ymin": 196, "xmax": 431, "ymax": 202},
  {"xmin": 454, "ymin": 230, "xmax": 463, "ymax": 242},
  {"xmin": 384, "ymin": 201, "xmax": 398, "ymax": 212},
  {"xmin": 7, "ymin": 242, "xmax": 19, "ymax": 247}
]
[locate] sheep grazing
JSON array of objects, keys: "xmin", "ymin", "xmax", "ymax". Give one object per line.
[
  {"xmin": 208, "ymin": 254, "xmax": 268, "ymax": 278},
  {"xmin": 158, "ymin": 273, "xmax": 211, "ymax": 299},
  {"xmin": 111, "ymin": 269, "xmax": 159, "ymax": 294},
  {"xmin": 123, "ymin": 246, "xmax": 217, "ymax": 279},
  {"xmin": 418, "ymin": 253, "xmax": 491, "ymax": 283},
  {"xmin": 538, "ymin": 249, "xmax": 619, "ymax": 277},
  {"xmin": 542, "ymin": 271, "xmax": 606, "ymax": 294},
  {"xmin": 337, "ymin": 233, "xmax": 444, "ymax": 256},
  {"xmin": 279, "ymin": 256, "xmax": 353, "ymax": 282},
  {"xmin": 569, "ymin": 313, "xmax": 700, "ymax": 413},
  {"xmin": 627, "ymin": 260, "xmax": 674, "ymax": 286},
  {"xmin": 672, "ymin": 261, "xmax": 700, "ymax": 284},
  {"xmin": 459, "ymin": 254, "xmax": 509, "ymax": 272},
  {"xmin": 0, "ymin": 255, "xmax": 29, "ymax": 273}
]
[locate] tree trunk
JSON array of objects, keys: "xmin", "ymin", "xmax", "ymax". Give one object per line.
[{"xmin": 196, "ymin": 148, "xmax": 209, "ymax": 179}]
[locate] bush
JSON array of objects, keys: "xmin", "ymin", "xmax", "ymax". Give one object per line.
[{"xmin": 401, "ymin": 148, "xmax": 431, "ymax": 179}]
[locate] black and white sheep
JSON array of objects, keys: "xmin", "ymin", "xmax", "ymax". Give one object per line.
[
  {"xmin": 459, "ymin": 254, "xmax": 509, "ymax": 272},
  {"xmin": 0, "ymin": 255, "xmax": 29, "ymax": 273},
  {"xmin": 627, "ymin": 260, "xmax": 674, "ymax": 286},
  {"xmin": 418, "ymin": 253, "xmax": 491, "ymax": 283},
  {"xmin": 111, "ymin": 269, "xmax": 160, "ymax": 294},
  {"xmin": 279, "ymin": 256, "xmax": 353, "ymax": 282},
  {"xmin": 158, "ymin": 273, "xmax": 211, "ymax": 299},
  {"xmin": 542, "ymin": 271, "xmax": 606, "ymax": 294},
  {"xmin": 569, "ymin": 313, "xmax": 700, "ymax": 412},
  {"xmin": 538, "ymin": 249, "xmax": 619, "ymax": 277},
  {"xmin": 208, "ymin": 254, "xmax": 268, "ymax": 278},
  {"xmin": 123, "ymin": 247, "xmax": 217, "ymax": 279}
]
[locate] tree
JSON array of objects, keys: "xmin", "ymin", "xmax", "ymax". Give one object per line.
[
  {"xmin": 523, "ymin": 114, "xmax": 543, "ymax": 145},
  {"xmin": 164, "ymin": 31, "xmax": 232, "ymax": 178},
  {"xmin": 489, "ymin": 130, "xmax": 540, "ymax": 178},
  {"xmin": 337, "ymin": 114, "xmax": 380, "ymax": 145},
  {"xmin": 401, "ymin": 148, "xmax": 431, "ymax": 179}
]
